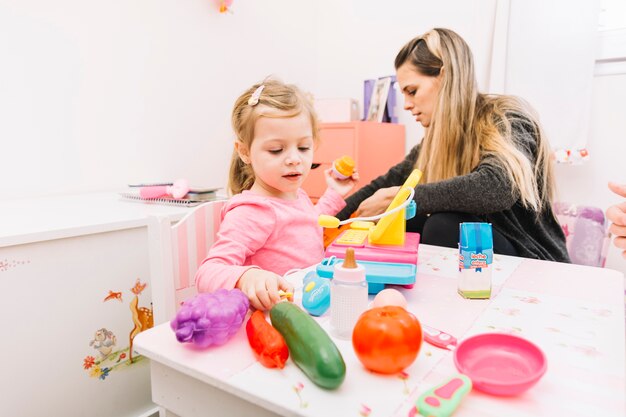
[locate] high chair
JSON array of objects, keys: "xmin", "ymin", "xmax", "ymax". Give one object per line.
[{"xmin": 148, "ymin": 200, "xmax": 226, "ymax": 325}]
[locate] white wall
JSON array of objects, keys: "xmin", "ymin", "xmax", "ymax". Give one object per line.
[
  {"xmin": 502, "ymin": 0, "xmax": 599, "ymax": 150},
  {"xmin": 554, "ymin": 73, "xmax": 626, "ymax": 274},
  {"xmin": 313, "ymin": 0, "xmax": 498, "ymax": 151},
  {"xmin": 1, "ymin": 0, "xmax": 501, "ymax": 198},
  {"xmin": 0, "ymin": 0, "xmax": 316, "ymax": 198},
  {"xmin": 1, "ymin": 0, "xmax": 624, "ymax": 275}
]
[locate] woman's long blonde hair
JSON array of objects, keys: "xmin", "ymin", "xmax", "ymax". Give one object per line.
[
  {"xmin": 228, "ymin": 79, "xmax": 319, "ymax": 195},
  {"xmin": 395, "ymin": 28, "xmax": 555, "ymax": 212}
]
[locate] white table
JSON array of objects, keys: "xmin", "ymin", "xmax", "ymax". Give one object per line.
[
  {"xmin": 0, "ymin": 192, "xmax": 194, "ymax": 417},
  {"xmin": 135, "ymin": 245, "xmax": 626, "ymax": 417}
]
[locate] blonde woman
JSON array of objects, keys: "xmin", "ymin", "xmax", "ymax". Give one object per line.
[
  {"xmin": 338, "ymin": 28, "xmax": 569, "ymax": 262},
  {"xmin": 195, "ymin": 80, "xmax": 357, "ymax": 310}
]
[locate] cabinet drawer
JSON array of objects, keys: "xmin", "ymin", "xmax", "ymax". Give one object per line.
[
  {"xmin": 315, "ymin": 128, "xmax": 355, "ymax": 163},
  {"xmin": 302, "ymin": 163, "xmax": 331, "ymax": 199}
]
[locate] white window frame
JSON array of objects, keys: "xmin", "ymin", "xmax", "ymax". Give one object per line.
[{"xmin": 596, "ymin": 0, "xmax": 626, "ymax": 75}]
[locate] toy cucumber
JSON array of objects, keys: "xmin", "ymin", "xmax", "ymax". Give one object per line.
[{"xmin": 270, "ymin": 302, "xmax": 346, "ymax": 389}]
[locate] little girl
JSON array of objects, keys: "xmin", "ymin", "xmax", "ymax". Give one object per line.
[{"xmin": 195, "ymin": 79, "xmax": 357, "ymax": 310}]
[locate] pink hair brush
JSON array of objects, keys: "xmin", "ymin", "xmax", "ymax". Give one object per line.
[{"xmin": 140, "ymin": 179, "xmax": 189, "ymax": 199}]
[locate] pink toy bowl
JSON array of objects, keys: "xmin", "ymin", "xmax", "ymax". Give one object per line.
[{"xmin": 453, "ymin": 333, "xmax": 547, "ymax": 396}]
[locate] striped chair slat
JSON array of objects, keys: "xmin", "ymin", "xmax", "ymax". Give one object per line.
[{"xmin": 150, "ymin": 199, "xmax": 226, "ymax": 323}]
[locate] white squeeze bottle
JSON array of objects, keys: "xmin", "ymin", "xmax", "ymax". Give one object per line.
[{"xmin": 330, "ymin": 247, "xmax": 369, "ymax": 339}]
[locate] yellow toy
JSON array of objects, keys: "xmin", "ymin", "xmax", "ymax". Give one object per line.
[
  {"xmin": 368, "ymin": 169, "xmax": 422, "ymax": 245},
  {"xmin": 319, "ymin": 169, "xmax": 422, "ymax": 247},
  {"xmin": 317, "ymin": 169, "xmax": 422, "ymax": 294}
]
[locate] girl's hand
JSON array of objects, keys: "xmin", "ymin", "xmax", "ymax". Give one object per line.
[
  {"xmin": 324, "ymin": 168, "xmax": 359, "ymax": 198},
  {"xmin": 356, "ymin": 186, "xmax": 401, "ymax": 217},
  {"xmin": 236, "ymin": 269, "xmax": 294, "ymax": 311}
]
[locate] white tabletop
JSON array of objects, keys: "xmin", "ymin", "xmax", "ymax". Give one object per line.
[
  {"xmin": 135, "ymin": 245, "xmax": 626, "ymax": 417},
  {"xmin": 0, "ymin": 192, "xmax": 194, "ymax": 247}
]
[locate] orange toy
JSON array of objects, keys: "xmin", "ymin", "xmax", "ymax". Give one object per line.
[{"xmin": 332, "ymin": 156, "xmax": 355, "ymax": 179}]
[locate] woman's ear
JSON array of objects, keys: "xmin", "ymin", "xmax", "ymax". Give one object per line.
[
  {"xmin": 235, "ymin": 141, "xmax": 250, "ymax": 164},
  {"xmin": 435, "ymin": 66, "xmax": 445, "ymax": 91},
  {"xmin": 438, "ymin": 66, "xmax": 445, "ymax": 81}
]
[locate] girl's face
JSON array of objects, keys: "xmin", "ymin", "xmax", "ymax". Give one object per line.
[
  {"xmin": 396, "ymin": 62, "xmax": 442, "ymax": 128},
  {"xmin": 239, "ymin": 110, "xmax": 314, "ymax": 199}
]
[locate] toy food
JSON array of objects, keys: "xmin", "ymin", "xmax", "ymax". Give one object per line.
[
  {"xmin": 415, "ymin": 374, "xmax": 472, "ymax": 417},
  {"xmin": 372, "ymin": 288, "xmax": 408, "ymax": 308},
  {"xmin": 332, "ymin": 155, "xmax": 355, "ymax": 179},
  {"xmin": 170, "ymin": 289, "xmax": 249, "ymax": 348},
  {"xmin": 352, "ymin": 306, "xmax": 422, "ymax": 374},
  {"xmin": 270, "ymin": 302, "xmax": 346, "ymax": 389},
  {"xmin": 245, "ymin": 310, "xmax": 289, "ymax": 369}
]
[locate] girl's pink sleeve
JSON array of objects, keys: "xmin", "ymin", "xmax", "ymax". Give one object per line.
[
  {"xmin": 195, "ymin": 201, "xmax": 276, "ymax": 293},
  {"xmin": 314, "ymin": 187, "xmax": 347, "ymax": 215}
]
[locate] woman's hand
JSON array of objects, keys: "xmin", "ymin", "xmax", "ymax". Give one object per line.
[
  {"xmin": 236, "ymin": 269, "xmax": 294, "ymax": 311},
  {"xmin": 324, "ymin": 168, "xmax": 359, "ymax": 198},
  {"xmin": 356, "ymin": 186, "xmax": 401, "ymax": 217}
]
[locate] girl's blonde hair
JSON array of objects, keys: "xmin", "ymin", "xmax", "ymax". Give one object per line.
[
  {"xmin": 395, "ymin": 28, "xmax": 555, "ymax": 212},
  {"xmin": 228, "ymin": 79, "xmax": 319, "ymax": 195}
]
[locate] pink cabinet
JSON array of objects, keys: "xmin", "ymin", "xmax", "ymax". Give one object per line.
[{"xmin": 303, "ymin": 122, "xmax": 406, "ymax": 200}]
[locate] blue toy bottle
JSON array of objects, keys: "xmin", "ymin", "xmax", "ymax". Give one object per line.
[
  {"xmin": 301, "ymin": 271, "xmax": 331, "ymax": 316},
  {"xmin": 458, "ymin": 222, "xmax": 493, "ymax": 299}
]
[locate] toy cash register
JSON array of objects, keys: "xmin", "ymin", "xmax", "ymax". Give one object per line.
[{"xmin": 317, "ymin": 169, "xmax": 422, "ymax": 293}]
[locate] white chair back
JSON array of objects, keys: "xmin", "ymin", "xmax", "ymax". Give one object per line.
[{"xmin": 148, "ymin": 200, "xmax": 226, "ymax": 324}]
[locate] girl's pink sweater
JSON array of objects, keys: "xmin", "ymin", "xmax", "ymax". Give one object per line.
[{"xmin": 195, "ymin": 187, "xmax": 345, "ymax": 293}]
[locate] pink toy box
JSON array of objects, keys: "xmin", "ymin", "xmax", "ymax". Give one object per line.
[
  {"xmin": 313, "ymin": 98, "xmax": 359, "ymax": 123},
  {"xmin": 325, "ymin": 231, "xmax": 420, "ymax": 265}
]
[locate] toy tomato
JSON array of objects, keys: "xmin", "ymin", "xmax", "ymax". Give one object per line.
[{"xmin": 352, "ymin": 306, "xmax": 422, "ymax": 374}]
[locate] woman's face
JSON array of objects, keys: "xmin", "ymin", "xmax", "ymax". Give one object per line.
[{"xmin": 396, "ymin": 62, "xmax": 442, "ymax": 128}]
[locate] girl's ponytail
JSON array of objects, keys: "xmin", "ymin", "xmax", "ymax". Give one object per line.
[{"xmin": 228, "ymin": 149, "xmax": 254, "ymax": 195}]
